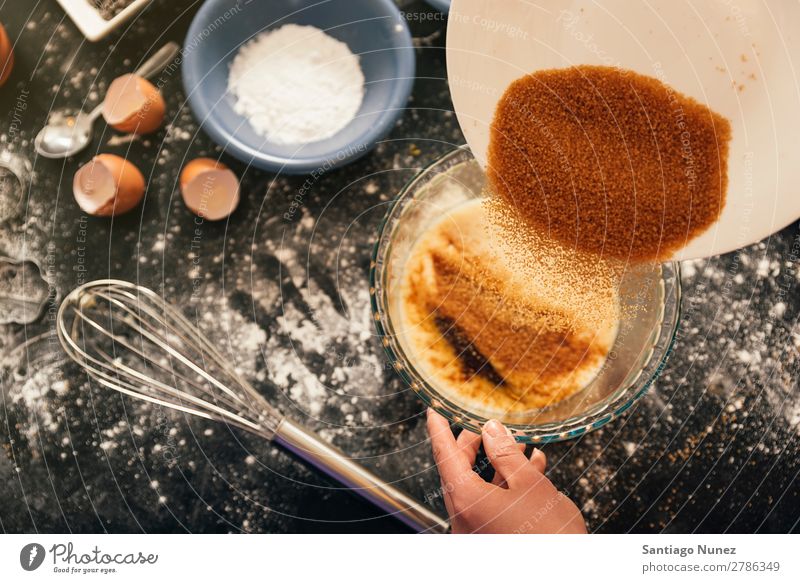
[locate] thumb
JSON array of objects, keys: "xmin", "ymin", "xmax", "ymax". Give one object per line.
[{"xmin": 482, "ymin": 419, "xmax": 534, "ymax": 487}]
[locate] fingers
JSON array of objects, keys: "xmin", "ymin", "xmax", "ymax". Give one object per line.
[
  {"xmin": 456, "ymin": 428, "xmax": 481, "ymax": 463},
  {"xmin": 426, "ymin": 409, "xmax": 478, "ymax": 486},
  {"xmin": 492, "ymin": 442, "xmax": 526, "ymax": 487},
  {"xmin": 530, "ymin": 448, "xmax": 547, "ymax": 474},
  {"xmin": 491, "ymin": 471, "xmax": 506, "ymax": 487},
  {"xmin": 482, "ymin": 419, "xmax": 536, "ymax": 487}
]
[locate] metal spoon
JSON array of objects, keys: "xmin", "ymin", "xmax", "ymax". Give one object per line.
[{"xmin": 34, "ymin": 41, "xmax": 181, "ymax": 160}]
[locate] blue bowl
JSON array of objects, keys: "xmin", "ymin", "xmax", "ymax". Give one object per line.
[
  {"xmin": 182, "ymin": 0, "xmax": 416, "ymax": 174},
  {"xmin": 425, "ymin": 0, "xmax": 451, "ymax": 12}
]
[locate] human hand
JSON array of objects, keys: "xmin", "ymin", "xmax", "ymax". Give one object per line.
[{"xmin": 426, "ymin": 408, "xmax": 587, "ymax": 534}]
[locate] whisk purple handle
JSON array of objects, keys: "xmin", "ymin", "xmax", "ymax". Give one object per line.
[
  {"xmin": 274, "ymin": 418, "xmax": 450, "ymax": 533},
  {"xmin": 56, "ymin": 279, "xmax": 448, "ymax": 533}
]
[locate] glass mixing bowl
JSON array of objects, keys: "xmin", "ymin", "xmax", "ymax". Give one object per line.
[{"xmin": 370, "ymin": 147, "xmax": 681, "ymax": 443}]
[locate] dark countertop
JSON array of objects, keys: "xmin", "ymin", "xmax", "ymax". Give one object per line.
[{"xmin": 1, "ymin": 0, "xmax": 798, "ymax": 534}]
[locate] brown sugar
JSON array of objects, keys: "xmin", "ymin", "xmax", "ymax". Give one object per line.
[
  {"xmin": 399, "ymin": 199, "xmax": 618, "ymax": 411},
  {"xmin": 424, "ymin": 248, "xmax": 608, "ymax": 406},
  {"xmin": 487, "ymin": 65, "xmax": 732, "ymax": 261}
]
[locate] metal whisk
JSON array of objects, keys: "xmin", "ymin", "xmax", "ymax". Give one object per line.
[{"xmin": 57, "ymin": 279, "xmax": 448, "ymax": 533}]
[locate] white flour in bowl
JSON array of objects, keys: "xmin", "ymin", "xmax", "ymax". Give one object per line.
[{"xmin": 227, "ymin": 24, "xmax": 365, "ymax": 145}]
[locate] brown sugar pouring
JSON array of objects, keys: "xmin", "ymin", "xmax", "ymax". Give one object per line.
[{"xmin": 486, "ymin": 65, "xmax": 732, "ymax": 262}]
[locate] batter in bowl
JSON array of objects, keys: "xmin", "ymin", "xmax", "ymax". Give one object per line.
[{"xmin": 397, "ymin": 196, "xmax": 620, "ymax": 413}]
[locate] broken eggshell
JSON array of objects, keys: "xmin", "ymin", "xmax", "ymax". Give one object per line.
[
  {"xmin": 102, "ymin": 73, "xmax": 165, "ymax": 134},
  {"xmin": 180, "ymin": 158, "xmax": 240, "ymax": 221},
  {"xmin": 73, "ymin": 154, "xmax": 145, "ymax": 217}
]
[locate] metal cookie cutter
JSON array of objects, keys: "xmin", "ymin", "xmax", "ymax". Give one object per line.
[
  {"xmin": 0, "ymin": 150, "xmax": 31, "ymax": 222},
  {"xmin": 0, "ymin": 255, "xmax": 51, "ymax": 326}
]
